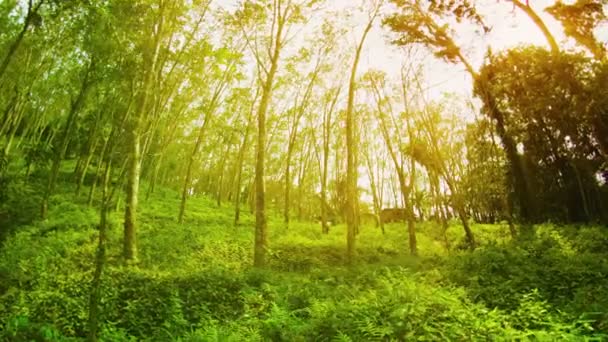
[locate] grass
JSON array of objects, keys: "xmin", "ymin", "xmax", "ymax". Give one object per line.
[{"xmin": 0, "ymin": 168, "xmax": 607, "ymax": 340}]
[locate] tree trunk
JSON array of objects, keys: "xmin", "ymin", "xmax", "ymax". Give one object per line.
[
  {"xmin": 234, "ymin": 91, "xmax": 257, "ymax": 226},
  {"xmin": 253, "ymin": 66, "xmax": 277, "ymax": 266},
  {"xmin": 123, "ymin": 129, "xmax": 140, "ymax": 261},
  {"xmin": 374, "ymin": 93, "xmax": 417, "ymax": 253},
  {"xmin": 345, "ymin": 10, "xmax": 377, "ymax": 263},
  {"xmin": 178, "ymin": 116, "xmax": 211, "ymax": 223},
  {"xmin": 216, "ymin": 144, "xmax": 232, "ymax": 207},
  {"xmin": 283, "ymin": 146, "xmax": 293, "ymax": 227},
  {"xmin": 87, "ymin": 135, "xmax": 110, "ymax": 207},
  {"xmin": 365, "ymin": 154, "xmax": 384, "ymax": 233},
  {"xmin": 253, "ymin": 4, "xmax": 288, "ymax": 267},
  {"xmin": 124, "ymin": 4, "xmax": 165, "ymax": 262},
  {"xmin": 87, "ymin": 158, "xmax": 112, "ymax": 342}
]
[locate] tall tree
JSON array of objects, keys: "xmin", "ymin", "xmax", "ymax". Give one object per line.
[
  {"xmin": 124, "ymin": 0, "xmax": 170, "ymax": 262},
  {"xmin": 345, "ymin": 0, "xmax": 381, "ymax": 262},
  {"xmin": 364, "ymin": 70, "xmax": 418, "ymax": 254},
  {"xmin": 232, "ymin": 0, "xmax": 319, "ymax": 267}
]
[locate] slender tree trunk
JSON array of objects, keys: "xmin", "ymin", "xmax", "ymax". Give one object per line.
[
  {"xmin": 178, "ymin": 116, "xmax": 211, "ymax": 223},
  {"xmin": 432, "ymin": 175, "xmax": 450, "ymax": 251},
  {"xmin": 247, "ymin": 178, "xmax": 255, "ymax": 214},
  {"xmin": 254, "ymin": 67, "xmax": 276, "ymax": 266},
  {"xmin": 146, "ymin": 153, "xmax": 162, "ymax": 200},
  {"xmin": 345, "ymin": 10, "xmax": 377, "ymax": 263},
  {"xmin": 297, "ymin": 142, "xmax": 312, "ymax": 220},
  {"xmin": 374, "ymin": 100, "xmax": 417, "ymax": 253},
  {"xmin": 283, "ymin": 147, "xmax": 293, "ymax": 227},
  {"xmin": 365, "ymin": 154, "xmax": 383, "ymax": 233},
  {"xmin": 87, "ymin": 158, "xmax": 112, "ymax": 342},
  {"xmin": 319, "ymin": 89, "xmax": 339, "ymax": 234},
  {"xmin": 320, "ymin": 130, "xmax": 330, "ymax": 233},
  {"xmin": 0, "ymin": 90, "xmax": 19, "ymax": 138},
  {"xmin": 88, "ymin": 135, "xmax": 110, "ymax": 207},
  {"xmin": 216, "ymin": 144, "xmax": 232, "ymax": 207},
  {"xmin": 124, "ymin": 4, "xmax": 165, "ymax": 262},
  {"xmin": 1, "ymin": 106, "xmax": 24, "ymax": 158},
  {"xmin": 123, "ymin": 128, "xmax": 141, "ymax": 261},
  {"xmin": 253, "ymin": 5, "xmax": 288, "ymax": 267},
  {"xmin": 75, "ymin": 110, "xmax": 102, "ymax": 187},
  {"xmin": 76, "ymin": 140, "xmax": 98, "ymax": 196},
  {"xmin": 234, "ymin": 117, "xmax": 253, "ymax": 225}
]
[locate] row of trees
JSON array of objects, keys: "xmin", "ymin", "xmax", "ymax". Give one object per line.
[{"xmin": 1, "ymin": 1, "xmax": 607, "ymax": 336}]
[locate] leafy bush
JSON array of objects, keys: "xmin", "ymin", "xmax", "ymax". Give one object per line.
[{"xmin": 443, "ymin": 225, "xmax": 608, "ymax": 334}]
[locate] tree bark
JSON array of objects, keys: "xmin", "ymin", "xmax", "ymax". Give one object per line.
[
  {"xmin": 87, "ymin": 158, "xmax": 112, "ymax": 342},
  {"xmin": 252, "ymin": 2, "xmax": 291, "ymax": 267},
  {"xmin": 345, "ymin": 8, "xmax": 378, "ymax": 263},
  {"xmin": 124, "ymin": 2, "xmax": 165, "ymax": 262}
]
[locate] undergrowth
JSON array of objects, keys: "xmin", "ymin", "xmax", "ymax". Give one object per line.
[{"xmin": 0, "ymin": 174, "xmax": 607, "ymax": 341}]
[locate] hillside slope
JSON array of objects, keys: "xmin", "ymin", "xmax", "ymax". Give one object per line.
[{"xmin": 0, "ymin": 174, "xmax": 607, "ymax": 341}]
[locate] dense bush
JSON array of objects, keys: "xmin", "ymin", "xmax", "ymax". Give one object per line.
[{"xmin": 444, "ymin": 225, "xmax": 608, "ymax": 333}]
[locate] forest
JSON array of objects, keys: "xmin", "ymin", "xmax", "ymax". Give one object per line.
[{"xmin": 0, "ymin": 0, "xmax": 607, "ymax": 340}]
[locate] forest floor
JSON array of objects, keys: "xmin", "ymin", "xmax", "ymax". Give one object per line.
[{"xmin": 1, "ymin": 169, "xmax": 608, "ymax": 341}]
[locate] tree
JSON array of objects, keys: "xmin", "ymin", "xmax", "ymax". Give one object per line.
[
  {"xmin": 384, "ymin": 0, "xmax": 536, "ymax": 223},
  {"xmin": 344, "ymin": 0, "xmax": 381, "ymax": 262},
  {"xmin": 280, "ymin": 46, "xmax": 326, "ymax": 228},
  {"xmin": 122, "ymin": 0, "xmax": 167, "ymax": 263},
  {"xmin": 232, "ymin": 0, "xmax": 320, "ymax": 267},
  {"xmin": 477, "ymin": 47, "xmax": 608, "ymax": 223},
  {"xmin": 364, "ymin": 69, "xmax": 418, "ymax": 254},
  {"xmin": 178, "ymin": 48, "xmax": 240, "ymax": 223},
  {"xmin": 234, "ymin": 86, "xmax": 259, "ymax": 226}
]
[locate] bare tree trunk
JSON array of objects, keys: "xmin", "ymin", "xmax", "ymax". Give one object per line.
[
  {"xmin": 297, "ymin": 140, "xmax": 312, "ymax": 220},
  {"xmin": 216, "ymin": 143, "xmax": 232, "ymax": 207},
  {"xmin": 345, "ymin": 8, "xmax": 378, "ymax": 263},
  {"xmin": 234, "ymin": 90, "xmax": 257, "ymax": 226},
  {"xmin": 87, "ymin": 135, "xmax": 110, "ymax": 207},
  {"xmin": 124, "ymin": 128, "xmax": 141, "ymax": 261},
  {"xmin": 252, "ymin": 2, "xmax": 291, "ymax": 267},
  {"xmin": 124, "ymin": 3, "xmax": 167, "ymax": 262},
  {"xmin": 178, "ymin": 116, "xmax": 211, "ymax": 223},
  {"xmin": 365, "ymin": 153, "xmax": 383, "ymax": 233},
  {"xmin": 283, "ymin": 146, "xmax": 293, "ymax": 227},
  {"xmin": 373, "ymin": 92, "xmax": 417, "ymax": 254},
  {"xmin": 87, "ymin": 158, "xmax": 112, "ymax": 342}
]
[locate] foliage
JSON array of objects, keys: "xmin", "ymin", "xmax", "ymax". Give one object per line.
[
  {"xmin": 1, "ymin": 180, "xmax": 607, "ymax": 340},
  {"xmin": 475, "ymin": 47, "xmax": 608, "ymax": 223}
]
